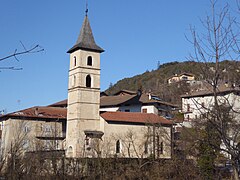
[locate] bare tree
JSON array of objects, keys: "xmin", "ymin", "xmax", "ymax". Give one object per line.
[{"xmin": 186, "ymin": 0, "xmax": 240, "ymax": 179}]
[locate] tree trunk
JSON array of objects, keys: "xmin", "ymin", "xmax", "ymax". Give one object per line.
[{"xmin": 232, "ymin": 164, "xmax": 239, "ymax": 180}]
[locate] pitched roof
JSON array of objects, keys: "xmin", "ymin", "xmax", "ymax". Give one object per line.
[
  {"xmin": 48, "ymin": 99, "xmax": 67, "ymax": 108},
  {"xmin": 0, "ymin": 106, "xmax": 172, "ymax": 126},
  {"xmin": 179, "ymin": 72, "xmax": 195, "ymax": 77},
  {"xmin": 181, "ymin": 86, "xmax": 240, "ymax": 98},
  {"xmin": 100, "ymin": 94, "xmax": 136, "ymax": 107},
  {"xmin": 0, "ymin": 106, "xmax": 67, "ymax": 120},
  {"xmin": 100, "ymin": 91, "xmax": 108, "ymax": 97},
  {"xmin": 101, "ymin": 111, "xmax": 172, "ymax": 125},
  {"xmin": 49, "ymin": 92, "xmax": 177, "ymax": 108},
  {"xmin": 167, "ymin": 72, "xmax": 195, "ymax": 80},
  {"xmin": 67, "ymin": 15, "xmax": 104, "ymax": 53},
  {"xmin": 139, "ymin": 94, "xmax": 177, "ymax": 107},
  {"xmin": 113, "ymin": 90, "xmax": 137, "ymax": 96}
]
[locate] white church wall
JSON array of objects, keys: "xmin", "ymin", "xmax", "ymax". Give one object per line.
[{"xmin": 102, "ymin": 121, "xmax": 172, "ymax": 159}]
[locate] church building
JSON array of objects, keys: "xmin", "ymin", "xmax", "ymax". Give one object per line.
[{"xmin": 0, "ymin": 11, "xmax": 174, "ymax": 159}]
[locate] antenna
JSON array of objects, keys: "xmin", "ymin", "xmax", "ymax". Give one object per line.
[{"xmin": 85, "ymin": 0, "xmax": 88, "ymax": 16}]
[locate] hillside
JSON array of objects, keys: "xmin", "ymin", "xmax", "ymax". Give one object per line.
[{"xmin": 105, "ymin": 60, "xmax": 240, "ymax": 105}]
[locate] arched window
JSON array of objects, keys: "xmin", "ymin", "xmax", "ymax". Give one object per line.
[
  {"xmin": 85, "ymin": 137, "xmax": 90, "ymax": 146},
  {"xmin": 68, "ymin": 146, "xmax": 73, "ymax": 157},
  {"xmin": 116, "ymin": 140, "xmax": 120, "ymax": 153},
  {"xmin": 144, "ymin": 141, "xmax": 148, "ymax": 154},
  {"xmin": 86, "ymin": 75, "xmax": 91, "ymax": 88},
  {"xmin": 74, "ymin": 56, "xmax": 77, "ymax": 67},
  {"xmin": 87, "ymin": 56, "xmax": 92, "ymax": 66}
]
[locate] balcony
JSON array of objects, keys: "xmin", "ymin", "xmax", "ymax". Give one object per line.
[{"xmin": 36, "ymin": 130, "xmax": 66, "ymax": 140}]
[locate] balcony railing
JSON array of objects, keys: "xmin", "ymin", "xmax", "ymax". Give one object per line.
[{"xmin": 36, "ymin": 130, "xmax": 66, "ymax": 139}]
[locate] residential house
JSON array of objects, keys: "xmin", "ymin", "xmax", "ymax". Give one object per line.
[
  {"xmin": 100, "ymin": 90, "xmax": 177, "ymax": 118},
  {"xmin": 181, "ymin": 85, "xmax": 240, "ymax": 127},
  {"xmin": 0, "ymin": 106, "xmax": 66, "ymax": 154},
  {"xmin": 168, "ymin": 73, "xmax": 195, "ymax": 84}
]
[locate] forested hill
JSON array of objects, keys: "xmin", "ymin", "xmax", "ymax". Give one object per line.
[{"xmin": 105, "ymin": 60, "xmax": 240, "ymax": 105}]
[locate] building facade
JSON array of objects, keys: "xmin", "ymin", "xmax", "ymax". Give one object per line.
[
  {"xmin": 0, "ymin": 106, "xmax": 66, "ymax": 154},
  {"xmin": 181, "ymin": 86, "xmax": 240, "ymax": 127}
]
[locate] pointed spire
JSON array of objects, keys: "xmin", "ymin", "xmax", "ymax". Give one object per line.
[{"xmin": 67, "ymin": 13, "xmax": 104, "ymax": 53}]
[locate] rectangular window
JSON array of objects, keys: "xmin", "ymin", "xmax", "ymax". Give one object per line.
[
  {"xmin": 24, "ymin": 126, "xmax": 30, "ymax": 133},
  {"xmin": 45, "ymin": 140, "xmax": 51, "ymax": 150},
  {"xmin": 160, "ymin": 142, "xmax": 163, "ymax": 155},
  {"xmin": 55, "ymin": 140, "xmax": 60, "ymax": 150},
  {"xmin": 125, "ymin": 109, "xmax": 130, "ymax": 112},
  {"xmin": 157, "ymin": 135, "xmax": 163, "ymax": 157},
  {"xmin": 85, "ymin": 138, "xmax": 90, "ymax": 146},
  {"xmin": 187, "ymin": 104, "xmax": 190, "ymax": 112},
  {"xmin": 142, "ymin": 108, "xmax": 147, "ymax": 113},
  {"xmin": 45, "ymin": 125, "xmax": 51, "ymax": 132},
  {"xmin": 23, "ymin": 139, "xmax": 29, "ymax": 149}
]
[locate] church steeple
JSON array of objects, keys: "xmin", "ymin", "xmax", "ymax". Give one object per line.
[
  {"xmin": 67, "ymin": 14, "xmax": 104, "ymax": 53},
  {"xmin": 66, "ymin": 10, "xmax": 103, "ymax": 158}
]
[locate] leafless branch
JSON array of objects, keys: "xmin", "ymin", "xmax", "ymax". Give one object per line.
[{"xmin": 0, "ymin": 44, "xmax": 44, "ymax": 62}]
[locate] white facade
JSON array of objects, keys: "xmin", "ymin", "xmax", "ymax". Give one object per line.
[
  {"xmin": 182, "ymin": 91, "xmax": 240, "ymax": 127},
  {"xmin": 100, "ymin": 104, "xmax": 158, "ymax": 114},
  {"xmin": 101, "ymin": 118, "xmax": 171, "ymax": 158}
]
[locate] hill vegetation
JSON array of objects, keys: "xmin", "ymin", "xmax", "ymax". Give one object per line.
[{"xmin": 106, "ymin": 60, "xmax": 240, "ymax": 105}]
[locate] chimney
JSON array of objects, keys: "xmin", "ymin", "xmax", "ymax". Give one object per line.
[
  {"xmin": 137, "ymin": 89, "xmax": 142, "ymax": 96},
  {"xmin": 148, "ymin": 93, "xmax": 152, "ymax": 100},
  {"xmin": 34, "ymin": 107, "xmax": 39, "ymax": 116},
  {"xmin": 225, "ymin": 81, "xmax": 229, "ymax": 87}
]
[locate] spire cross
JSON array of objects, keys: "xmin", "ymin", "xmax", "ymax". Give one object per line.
[{"xmin": 85, "ymin": 0, "xmax": 88, "ymax": 16}]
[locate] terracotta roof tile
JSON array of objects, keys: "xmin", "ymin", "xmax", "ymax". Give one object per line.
[
  {"xmin": 100, "ymin": 111, "xmax": 172, "ymax": 125},
  {"xmin": 0, "ymin": 106, "xmax": 174, "ymax": 126},
  {"xmin": 48, "ymin": 100, "xmax": 67, "ymax": 107},
  {"xmin": 0, "ymin": 106, "xmax": 67, "ymax": 120}
]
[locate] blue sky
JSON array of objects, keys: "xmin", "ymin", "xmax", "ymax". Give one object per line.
[{"xmin": 0, "ymin": 0, "xmax": 236, "ymax": 113}]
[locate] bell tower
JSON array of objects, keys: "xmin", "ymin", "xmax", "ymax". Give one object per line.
[{"xmin": 66, "ymin": 11, "xmax": 104, "ymax": 157}]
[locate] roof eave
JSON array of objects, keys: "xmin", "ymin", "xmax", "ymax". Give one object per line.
[{"xmin": 67, "ymin": 46, "xmax": 104, "ymax": 54}]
